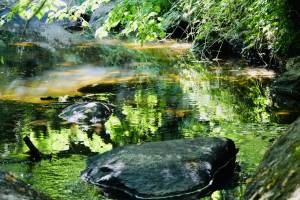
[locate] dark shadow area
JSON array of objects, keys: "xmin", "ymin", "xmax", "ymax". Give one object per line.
[{"xmin": 287, "ymin": 0, "xmax": 300, "ymax": 57}]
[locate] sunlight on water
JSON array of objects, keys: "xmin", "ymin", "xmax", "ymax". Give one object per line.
[
  {"xmin": 0, "ymin": 39, "xmax": 289, "ymax": 200},
  {"xmin": 0, "ymin": 65, "xmax": 150, "ymax": 103}
]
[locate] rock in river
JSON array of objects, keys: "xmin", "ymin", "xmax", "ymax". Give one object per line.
[
  {"xmin": 81, "ymin": 137, "xmax": 238, "ymax": 200},
  {"xmin": 59, "ymin": 102, "xmax": 112, "ymax": 131},
  {"xmin": 245, "ymin": 117, "xmax": 300, "ymax": 200}
]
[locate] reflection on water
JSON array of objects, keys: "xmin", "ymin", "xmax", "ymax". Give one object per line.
[
  {"xmin": 1, "ymin": 65, "xmax": 150, "ymax": 103},
  {"xmin": 0, "ymin": 40, "xmax": 288, "ymax": 199}
]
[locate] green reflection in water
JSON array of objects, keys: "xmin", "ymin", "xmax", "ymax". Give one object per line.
[
  {"xmin": 107, "ymin": 89, "xmax": 163, "ymax": 145},
  {"xmin": 1, "ymin": 155, "xmax": 109, "ymax": 200},
  {"xmin": 0, "ymin": 41, "xmax": 288, "ymax": 200}
]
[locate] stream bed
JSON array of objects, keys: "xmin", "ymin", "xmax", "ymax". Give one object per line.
[{"xmin": 0, "ymin": 39, "xmax": 290, "ymax": 199}]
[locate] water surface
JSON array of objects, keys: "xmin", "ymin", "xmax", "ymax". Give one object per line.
[{"xmin": 0, "ymin": 39, "xmax": 288, "ymax": 199}]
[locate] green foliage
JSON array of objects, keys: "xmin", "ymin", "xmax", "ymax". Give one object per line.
[
  {"xmin": 166, "ymin": 0, "xmax": 294, "ymax": 58},
  {"xmin": 0, "ymin": 0, "xmax": 297, "ymax": 59},
  {"xmin": 47, "ymin": 0, "xmax": 109, "ymax": 26},
  {"xmin": 96, "ymin": 0, "xmax": 169, "ymax": 43},
  {"xmin": 0, "ymin": 0, "xmax": 108, "ymax": 28},
  {"xmin": 106, "ymin": 89, "xmax": 163, "ymax": 145},
  {"xmin": 95, "ymin": 0, "xmax": 296, "ymax": 58},
  {"xmin": 0, "ymin": 0, "xmax": 66, "ymax": 26}
]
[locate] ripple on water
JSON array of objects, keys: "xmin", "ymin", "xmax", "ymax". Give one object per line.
[{"xmin": 0, "ymin": 40, "xmax": 290, "ymax": 200}]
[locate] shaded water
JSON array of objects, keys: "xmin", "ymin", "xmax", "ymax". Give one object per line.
[{"xmin": 0, "ymin": 39, "xmax": 289, "ymax": 199}]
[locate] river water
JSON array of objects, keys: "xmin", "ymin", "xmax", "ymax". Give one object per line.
[{"xmin": 0, "ymin": 39, "xmax": 289, "ymax": 199}]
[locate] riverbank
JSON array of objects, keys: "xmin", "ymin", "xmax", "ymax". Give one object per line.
[{"xmin": 87, "ymin": 0, "xmax": 300, "ymax": 67}]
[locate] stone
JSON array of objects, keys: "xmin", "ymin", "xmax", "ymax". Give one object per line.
[
  {"xmin": 81, "ymin": 137, "xmax": 238, "ymax": 200},
  {"xmin": 0, "ymin": 4, "xmax": 80, "ymax": 47},
  {"xmin": 245, "ymin": 117, "xmax": 300, "ymax": 200},
  {"xmin": 271, "ymin": 57, "xmax": 300, "ymax": 123},
  {"xmin": 59, "ymin": 102, "xmax": 112, "ymax": 131},
  {"xmin": 272, "ymin": 67, "xmax": 300, "ymax": 98},
  {"xmin": 272, "ymin": 57, "xmax": 300, "ymax": 99}
]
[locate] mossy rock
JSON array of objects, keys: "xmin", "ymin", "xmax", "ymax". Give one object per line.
[{"xmin": 245, "ymin": 117, "xmax": 300, "ymax": 199}]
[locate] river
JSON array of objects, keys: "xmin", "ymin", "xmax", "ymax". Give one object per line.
[{"xmin": 0, "ymin": 39, "xmax": 289, "ymax": 199}]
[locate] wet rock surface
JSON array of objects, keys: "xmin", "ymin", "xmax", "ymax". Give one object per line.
[
  {"xmin": 271, "ymin": 56, "xmax": 300, "ymax": 123},
  {"xmin": 272, "ymin": 67, "xmax": 300, "ymax": 99},
  {"xmin": 245, "ymin": 117, "xmax": 300, "ymax": 200},
  {"xmin": 272, "ymin": 56, "xmax": 300, "ymax": 99},
  {"xmin": 0, "ymin": 171, "xmax": 50, "ymax": 200},
  {"xmin": 59, "ymin": 102, "xmax": 112, "ymax": 126},
  {"xmin": 81, "ymin": 137, "xmax": 238, "ymax": 200}
]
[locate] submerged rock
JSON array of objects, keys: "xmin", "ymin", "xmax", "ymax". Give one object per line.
[
  {"xmin": 0, "ymin": 171, "xmax": 50, "ymax": 200},
  {"xmin": 81, "ymin": 137, "xmax": 238, "ymax": 200},
  {"xmin": 59, "ymin": 102, "xmax": 112, "ymax": 131},
  {"xmin": 245, "ymin": 117, "xmax": 300, "ymax": 199},
  {"xmin": 271, "ymin": 69, "xmax": 300, "ymax": 119}
]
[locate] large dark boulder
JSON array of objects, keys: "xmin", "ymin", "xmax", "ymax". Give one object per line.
[
  {"xmin": 81, "ymin": 137, "xmax": 238, "ymax": 200},
  {"xmin": 245, "ymin": 117, "xmax": 300, "ymax": 199},
  {"xmin": 0, "ymin": 171, "xmax": 50, "ymax": 200},
  {"xmin": 78, "ymin": 80, "xmax": 149, "ymax": 94}
]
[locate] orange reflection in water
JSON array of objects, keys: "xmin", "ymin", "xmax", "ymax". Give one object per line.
[{"xmin": 0, "ymin": 65, "xmax": 149, "ymax": 103}]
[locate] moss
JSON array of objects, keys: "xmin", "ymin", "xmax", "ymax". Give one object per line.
[{"xmin": 245, "ymin": 117, "xmax": 300, "ymax": 199}]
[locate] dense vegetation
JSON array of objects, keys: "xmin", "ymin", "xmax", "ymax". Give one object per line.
[
  {"xmin": 1, "ymin": 0, "xmax": 299, "ymax": 63},
  {"xmin": 103, "ymin": 0, "xmax": 300, "ymax": 64}
]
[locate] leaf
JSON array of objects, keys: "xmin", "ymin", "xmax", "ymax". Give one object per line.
[
  {"xmin": 148, "ymin": 12, "xmax": 158, "ymax": 18},
  {"xmin": 82, "ymin": 20, "xmax": 89, "ymax": 28},
  {"xmin": 95, "ymin": 27, "xmax": 109, "ymax": 39}
]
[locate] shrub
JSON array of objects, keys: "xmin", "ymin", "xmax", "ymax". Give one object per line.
[{"xmin": 1, "ymin": 0, "xmax": 299, "ymax": 62}]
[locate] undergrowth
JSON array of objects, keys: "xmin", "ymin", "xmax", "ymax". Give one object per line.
[
  {"xmin": 100, "ymin": 0, "xmax": 299, "ymax": 63},
  {"xmin": 1, "ymin": 0, "xmax": 299, "ymax": 63}
]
